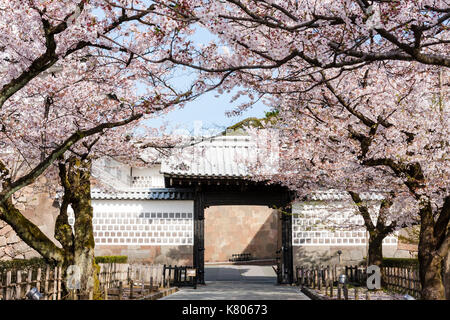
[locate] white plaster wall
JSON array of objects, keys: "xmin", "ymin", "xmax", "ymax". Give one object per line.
[
  {"xmin": 292, "ymin": 200, "xmax": 398, "ymax": 247},
  {"xmin": 69, "ymin": 200, "xmax": 194, "ymax": 246},
  {"xmin": 131, "ymin": 165, "xmax": 165, "ymax": 188},
  {"xmin": 92, "ymin": 157, "xmax": 132, "ymax": 189}
]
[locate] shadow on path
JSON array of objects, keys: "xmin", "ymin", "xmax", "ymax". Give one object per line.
[
  {"xmin": 160, "ymin": 265, "xmax": 310, "ymax": 300},
  {"xmin": 204, "ymin": 265, "xmax": 277, "ymax": 283}
]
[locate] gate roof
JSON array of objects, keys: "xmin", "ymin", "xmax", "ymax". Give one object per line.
[
  {"xmin": 91, "ymin": 188, "xmax": 195, "ymax": 200},
  {"xmin": 160, "ymin": 135, "xmax": 271, "ymax": 179}
]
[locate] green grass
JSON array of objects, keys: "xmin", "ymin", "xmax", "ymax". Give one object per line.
[
  {"xmin": 94, "ymin": 255, "xmax": 128, "ymax": 264},
  {"xmin": 381, "ymin": 258, "xmax": 419, "ymax": 268}
]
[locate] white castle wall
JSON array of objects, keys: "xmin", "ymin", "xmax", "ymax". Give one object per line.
[
  {"xmin": 291, "ymin": 198, "xmax": 413, "ymax": 267},
  {"xmin": 131, "ymin": 166, "xmax": 165, "ymax": 189},
  {"xmin": 68, "ymin": 200, "xmax": 194, "ymax": 247}
]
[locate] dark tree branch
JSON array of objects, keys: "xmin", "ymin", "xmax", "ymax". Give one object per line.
[
  {"xmin": 0, "ymin": 198, "xmax": 65, "ymax": 264},
  {"xmin": 0, "ymin": 114, "xmax": 143, "ymax": 204},
  {"xmin": 348, "ymin": 191, "xmax": 375, "ymax": 231}
]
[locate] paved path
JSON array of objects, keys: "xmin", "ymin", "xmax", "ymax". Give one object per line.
[{"xmin": 160, "ymin": 265, "xmax": 309, "ymax": 300}]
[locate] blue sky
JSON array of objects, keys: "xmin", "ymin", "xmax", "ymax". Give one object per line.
[
  {"xmin": 141, "ymin": 26, "xmax": 271, "ymax": 136},
  {"xmin": 143, "ymin": 88, "xmax": 270, "ymax": 136},
  {"xmin": 92, "ymin": 5, "xmax": 271, "ymax": 136}
]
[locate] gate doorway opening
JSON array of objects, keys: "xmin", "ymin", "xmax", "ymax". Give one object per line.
[
  {"xmin": 203, "ymin": 205, "xmax": 281, "ymax": 283},
  {"xmin": 162, "ymin": 177, "xmax": 294, "ymax": 285},
  {"xmin": 205, "ymin": 206, "xmax": 279, "ymax": 264}
]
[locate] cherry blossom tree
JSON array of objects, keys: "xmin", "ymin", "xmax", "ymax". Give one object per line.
[
  {"xmin": 0, "ymin": 0, "xmax": 448, "ymax": 300},
  {"xmin": 235, "ymin": 110, "xmax": 418, "ymax": 268},
  {"xmin": 234, "ymin": 62, "xmax": 448, "ymax": 299},
  {"xmin": 176, "ymin": 0, "xmax": 449, "ymax": 71},
  {"xmin": 0, "ymin": 0, "xmax": 223, "ymax": 299},
  {"xmin": 162, "ymin": 1, "xmax": 449, "ymax": 299}
]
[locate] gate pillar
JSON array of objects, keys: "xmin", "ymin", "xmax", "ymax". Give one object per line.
[
  {"xmin": 280, "ymin": 205, "xmax": 294, "ymax": 284},
  {"xmin": 193, "ymin": 191, "xmax": 205, "ymax": 284}
]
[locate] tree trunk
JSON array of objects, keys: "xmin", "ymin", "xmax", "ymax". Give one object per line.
[
  {"xmin": 348, "ymin": 191, "xmax": 393, "ymax": 268},
  {"xmin": 71, "ymin": 198, "xmax": 96, "ymax": 300},
  {"xmin": 62, "ymin": 157, "xmax": 98, "ymax": 300},
  {"xmin": 0, "ymin": 199, "xmax": 66, "ymax": 264},
  {"xmin": 444, "ymin": 252, "xmax": 450, "ymax": 300},
  {"xmin": 418, "ymin": 202, "xmax": 446, "ymax": 300},
  {"xmin": 1, "ymin": 156, "xmax": 99, "ymax": 299},
  {"xmin": 368, "ymin": 233, "xmax": 383, "ymax": 267},
  {"xmin": 419, "ymin": 252, "xmax": 445, "ymax": 300}
]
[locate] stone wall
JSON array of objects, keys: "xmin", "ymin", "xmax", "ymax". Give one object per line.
[
  {"xmin": 94, "ymin": 245, "xmax": 193, "ymax": 265},
  {"xmin": 0, "ymin": 220, "xmax": 40, "ymax": 260},
  {"xmin": 0, "ymin": 181, "xmax": 60, "ymax": 261},
  {"xmin": 204, "ymin": 206, "xmax": 279, "ymax": 262}
]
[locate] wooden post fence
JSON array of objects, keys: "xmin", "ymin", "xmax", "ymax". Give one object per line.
[
  {"xmin": 294, "ymin": 264, "xmax": 422, "ymax": 300},
  {"xmin": 0, "ymin": 265, "xmax": 63, "ymax": 300}
]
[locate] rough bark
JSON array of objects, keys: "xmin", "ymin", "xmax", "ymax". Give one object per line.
[
  {"xmin": 418, "ymin": 200, "xmax": 448, "ymax": 300},
  {"xmin": 58, "ymin": 157, "xmax": 98, "ymax": 300},
  {"xmin": 0, "ymin": 112, "xmax": 143, "ymax": 299},
  {"xmin": 444, "ymin": 252, "xmax": 450, "ymax": 300},
  {"xmin": 368, "ymin": 233, "xmax": 384, "ymax": 267},
  {"xmin": 0, "ymin": 156, "xmax": 99, "ymax": 299},
  {"xmin": 357, "ymin": 156, "xmax": 448, "ymax": 300}
]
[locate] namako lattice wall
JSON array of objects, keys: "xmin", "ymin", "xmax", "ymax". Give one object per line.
[
  {"xmin": 68, "ymin": 200, "xmax": 194, "ymax": 246},
  {"xmin": 292, "ymin": 201, "xmax": 398, "ymax": 246}
]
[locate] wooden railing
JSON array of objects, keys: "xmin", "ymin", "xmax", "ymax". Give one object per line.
[
  {"xmin": 0, "ymin": 265, "xmax": 63, "ymax": 300},
  {"xmin": 0, "ymin": 262, "xmax": 167, "ymax": 300},
  {"xmin": 126, "ymin": 264, "xmax": 165, "ymax": 288},
  {"xmin": 296, "ymin": 264, "xmax": 422, "ymax": 299},
  {"xmin": 163, "ymin": 265, "xmax": 197, "ymax": 288},
  {"xmin": 344, "ymin": 265, "xmax": 367, "ymax": 284},
  {"xmin": 103, "ymin": 263, "xmax": 167, "ymax": 300},
  {"xmin": 98, "ymin": 263, "xmax": 129, "ymax": 290},
  {"xmin": 381, "ymin": 266, "xmax": 421, "ymax": 298},
  {"xmin": 296, "ymin": 265, "xmax": 339, "ymax": 291}
]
